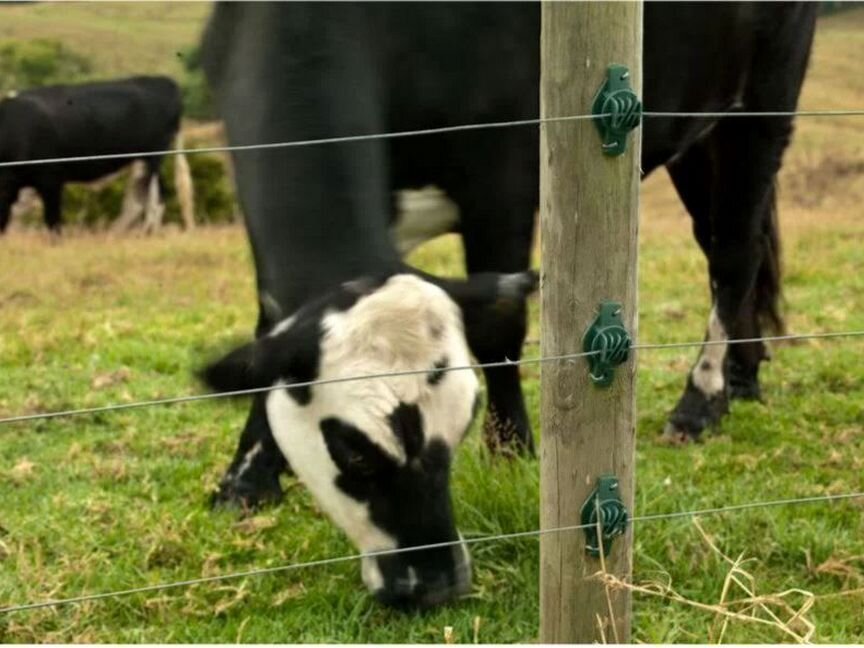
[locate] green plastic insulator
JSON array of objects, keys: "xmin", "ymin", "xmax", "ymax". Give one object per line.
[
  {"xmin": 583, "ymin": 301, "xmax": 631, "ymax": 388},
  {"xmin": 591, "ymin": 64, "xmax": 642, "ymax": 157},
  {"xmin": 580, "ymin": 474, "xmax": 629, "ymax": 558}
]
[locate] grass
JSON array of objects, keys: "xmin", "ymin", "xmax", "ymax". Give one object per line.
[{"xmin": 2, "ymin": 5, "xmax": 864, "ymax": 644}]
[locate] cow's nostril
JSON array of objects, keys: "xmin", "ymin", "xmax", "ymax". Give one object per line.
[{"xmin": 374, "ymin": 571, "xmax": 471, "ymax": 610}]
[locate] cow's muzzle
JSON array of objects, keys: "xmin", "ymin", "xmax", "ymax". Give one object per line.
[{"xmin": 364, "ymin": 540, "xmax": 472, "ymax": 610}]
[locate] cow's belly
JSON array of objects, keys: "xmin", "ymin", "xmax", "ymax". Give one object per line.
[
  {"xmin": 53, "ymin": 158, "xmax": 134, "ymax": 184},
  {"xmin": 390, "ymin": 187, "xmax": 459, "ymax": 255}
]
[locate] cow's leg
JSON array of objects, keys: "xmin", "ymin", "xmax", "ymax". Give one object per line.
[
  {"xmin": 210, "ymin": 394, "xmax": 288, "ymax": 508},
  {"xmin": 664, "ymin": 114, "xmax": 790, "ymax": 442},
  {"xmin": 448, "ymin": 145, "xmax": 537, "ymax": 454},
  {"xmin": 663, "ymin": 141, "xmax": 730, "ymax": 439},
  {"xmin": 667, "ymin": 139, "xmax": 713, "ymax": 258},
  {"xmin": 112, "ymin": 161, "xmax": 149, "ymax": 232},
  {"xmin": 462, "ymin": 230, "xmax": 534, "ymax": 455},
  {"xmin": 38, "ymin": 182, "xmax": 64, "ymax": 235},
  {"xmin": 663, "ymin": 8, "xmax": 812, "ymax": 442},
  {"xmin": 143, "ymin": 159, "xmax": 166, "ymax": 234},
  {"xmin": 669, "ymin": 125, "xmax": 775, "ymax": 405},
  {"xmin": 210, "ymin": 304, "xmax": 291, "ymax": 509},
  {"xmin": 0, "ymin": 176, "xmax": 19, "ymax": 234}
]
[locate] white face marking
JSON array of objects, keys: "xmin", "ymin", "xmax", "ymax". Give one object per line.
[
  {"xmin": 691, "ymin": 305, "xmax": 728, "ymax": 397},
  {"xmin": 265, "ymin": 275, "xmax": 479, "ymax": 553},
  {"xmin": 391, "ymin": 187, "xmax": 460, "ymax": 255}
]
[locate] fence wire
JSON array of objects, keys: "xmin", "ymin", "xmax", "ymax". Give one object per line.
[
  {"xmin": 2, "ymin": 328, "xmax": 864, "ymax": 427},
  {"xmin": 4, "ymin": 100, "xmax": 864, "ymax": 623},
  {"xmin": 1, "ymin": 108, "xmax": 864, "ymax": 170},
  {"xmin": 2, "ymin": 490, "xmax": 862, "ymax": 615}
]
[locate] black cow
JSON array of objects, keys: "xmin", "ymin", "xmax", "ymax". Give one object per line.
[
  {"xmin": 200, "ymin": 3, "xmax": 817, "ymax": 507},
  {"xmin": 0, "ymin": 76, "xmax": 184, "ymax": 233}
]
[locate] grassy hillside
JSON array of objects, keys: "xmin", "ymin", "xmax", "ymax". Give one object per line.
[
  {"xmin": 0, "ymin": 2, "xmax": 211, "ymax": 80},
  {"xmin": 1, "ymin": 6, "xmax": 864, "ymax": 644}
]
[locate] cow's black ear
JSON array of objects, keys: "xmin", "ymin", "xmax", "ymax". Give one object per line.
[{"xmin": 199, "ymin": 339, "xmax": 279, "ymax": 393}]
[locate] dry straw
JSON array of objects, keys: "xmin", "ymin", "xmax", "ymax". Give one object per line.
[{"xmin": 594, "ymin": 518, "xmax": 819, "ymax": 643}]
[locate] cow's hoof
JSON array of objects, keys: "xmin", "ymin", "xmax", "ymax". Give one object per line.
[
  {"xmin": 728, "ymin": 379, "xmax": 762, "ymax": 401},
  {"xmin": 663, "ymin": 378, "xmax": 729, "ymax": 444},
  {"xmin": 661, "ymin": 421, "xmax": 700, "ymax": 445},
  {"xmin": 209, "ymin": 478, "xmax": 284, "ymax": 511},
  {"xmin": 662, "ymin": 403, "xmax": 726, "ymax": 444}
]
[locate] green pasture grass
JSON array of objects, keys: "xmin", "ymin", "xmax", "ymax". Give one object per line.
[{"xmin": 2, "ymin": 5, "xmax": 864, "ymax": 644}]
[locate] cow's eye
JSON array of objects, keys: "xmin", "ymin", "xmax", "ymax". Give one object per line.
[{"xmin": 347, "ymin": 453, "xmax": 377, "ymax": 476}]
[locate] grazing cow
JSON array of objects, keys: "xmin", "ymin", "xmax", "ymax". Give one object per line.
[
  {"xmin": 0, "ymin": 76, "xmax": 192, "ymax": 233},
  {"xmin": 202, "ymin": 270, "xmax": 538, "ymax": 608},
  {"xmin": 200, "ymin": 3, "xmax": 817, "ymax": 507}
]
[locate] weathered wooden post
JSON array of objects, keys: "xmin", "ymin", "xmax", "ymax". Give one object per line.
[{"xmin": 539, "ymin": 1, "xmax": 642, "ymax": 643}]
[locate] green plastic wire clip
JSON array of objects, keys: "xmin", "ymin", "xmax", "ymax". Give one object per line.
[
  {"xmin": 580, "ymin": 474, "xmax": 629, "ymax": 558},
  {"xmin": 583, "ymin": 301, "xmax": 631, "ymax": 388},
  {"xmin": 591, "ymin": 64, "xmax": 642, "ymax": 156}
]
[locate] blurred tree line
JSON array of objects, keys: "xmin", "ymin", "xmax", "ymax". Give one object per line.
[{"xmin": 820, "ymin": 1, "xmax": 864, "ymax": 14}]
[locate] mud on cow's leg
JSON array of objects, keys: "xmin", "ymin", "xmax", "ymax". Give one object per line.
[{"xmin": 211, "ymin": 395, "xmax": 289, "ymax": 509}]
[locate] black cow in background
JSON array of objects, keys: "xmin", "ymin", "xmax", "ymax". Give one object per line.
[
  {"xmin": 0, "ymin": 76, "xmax": 191, "ymax": 233},
  {"xmin": 201, "ymin": 2, "xmax": 818, "ymax": 507}
]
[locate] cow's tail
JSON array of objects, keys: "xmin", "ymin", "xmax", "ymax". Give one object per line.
[
  {"xmin": 174, "ymin": 132, "xmax": 196, "ymax": 230},
  {"xmin": 755, "ymin": 181, "xmax": 784, "ymax": 335}
]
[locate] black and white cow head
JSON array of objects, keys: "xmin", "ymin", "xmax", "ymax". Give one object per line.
[{"xmin": 202, "ymin": 271, "xmax": 537, "ymax": 608}]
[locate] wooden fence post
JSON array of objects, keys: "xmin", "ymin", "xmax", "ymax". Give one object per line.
[{"xmin": 539, "ymin": 1, "xmax": 642, "ymax": 643}]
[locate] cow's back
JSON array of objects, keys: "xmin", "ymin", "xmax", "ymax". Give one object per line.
[
  {"xmin": 21, "ymin": 76, "xmax": 180, "ymax": 154},
  {"xmin": 199, "ymin": 1, "xmax": 817, "ymax": 302},
  {"xmin": 1, "ymin": 76, "xmax": 181, "ymax": 182},
  {"xmin": 324, "ymin": 2, "xmax": 812, "ymax": 186}
]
